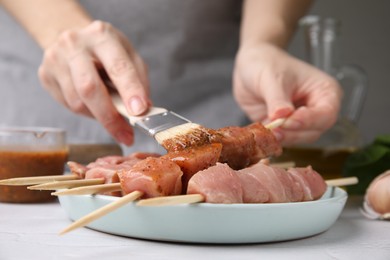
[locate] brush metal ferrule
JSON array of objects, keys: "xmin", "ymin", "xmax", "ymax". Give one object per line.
[{"xmin": 134, "ymin": 111, "xmax": 191, "ymax": 136}]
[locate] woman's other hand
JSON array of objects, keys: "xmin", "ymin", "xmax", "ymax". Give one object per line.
[{"xmin": 233, "ymin": 43, "xmax": 342, "ymax": 145}]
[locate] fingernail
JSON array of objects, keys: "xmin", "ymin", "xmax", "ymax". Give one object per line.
[
  {"xmin": 128, "ymin": 96, "xmax": 145, "ymax": 115},
  {"xmin": 283, "ymin": 119, "xmax": 302, "ymax": 129},
  {"xmin": 115, "ymin": 130, "xmax": 133, "ymax": 146}
]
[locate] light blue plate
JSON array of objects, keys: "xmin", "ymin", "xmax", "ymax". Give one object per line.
[{"xmin": 58, "ymin": 187, "xmax": 347, "ymax": 244}]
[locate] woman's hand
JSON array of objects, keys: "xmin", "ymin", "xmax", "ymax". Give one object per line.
[
  {"xmin": 38, "ymin": 21, "xmax": 150, "ymax": 145},
  {"xmin": 233, "ymin": 43, "xmax": 342, "ymax": 145}
]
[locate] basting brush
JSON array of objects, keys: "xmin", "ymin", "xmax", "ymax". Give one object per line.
[
  {"xmin": 112, "ymin": 94, "xmax": 285, "ymax": 150},
  {"xmin": 112, "ymin": 94, "xmax": 215, "ymax": 149}
]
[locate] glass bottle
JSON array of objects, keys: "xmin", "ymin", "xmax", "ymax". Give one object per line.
[{"xmin": 274, "ymin": 15, "xmax": 368, "ymax": 180}]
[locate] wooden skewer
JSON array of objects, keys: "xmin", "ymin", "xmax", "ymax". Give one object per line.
[
  {"xmin": 325, "ymin": 176, "xmax": 358, "ymax": 187},
  {"xmin": 137, "ymin": 176, "xmax": 359, "ymax": 207},
  {"xmin": 380, "ymin": 213, "xmax": 390, "ymax": 220},
  {"xmin": 269, "ymin": 161, "xmax": 296, "ymax": 169},
  {"xmin": 137, "ymin": 194, "xmax": 204, "ymax": 206},
  {"xmin": 27, "ymin": 178, "xmax": 105, "ymax": 191},
  {"xmin": 59, "ymin": 191, "xmax": 143, "ymax": 235},
  {"xmin": 265, "ymin": 118, "xmax": 286, "ymax": 129},
  {"xmin": 52, "ymin": 183, "xmax": 121, "ymax": 196},
  {"xmin": 0, "ymin": 174, "xmax": 79, "ymax": 186}
]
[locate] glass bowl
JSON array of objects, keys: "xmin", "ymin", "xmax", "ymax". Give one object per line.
[{"xmin": 0, "ymin": 127, "xmax": 68, "ymax": 203}]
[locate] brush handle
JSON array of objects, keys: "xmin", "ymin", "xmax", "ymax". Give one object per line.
[
  {"xmin": 111, "ymin": 94, "xmax": 167, "ymax": 126},
  {"xmin": 111, "ymin": 93, "xmax": 192, "ymax": 137}
]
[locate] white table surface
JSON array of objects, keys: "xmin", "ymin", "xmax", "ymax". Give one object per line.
[{"xmin": 0, "ymin": 196, "xmax": 389, "ymax": 260}]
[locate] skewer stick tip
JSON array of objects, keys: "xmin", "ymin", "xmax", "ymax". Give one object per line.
[
  {"xmin": 59, "ymin": 191, "xmax": 143, "ymax": 235},
  {"xmin": 325, "ymin": 176, "xmax": 358, "ymax": 187},
  {"xmin": 0, "ymin": 174, "xmax": 79, "ymax": 186}
]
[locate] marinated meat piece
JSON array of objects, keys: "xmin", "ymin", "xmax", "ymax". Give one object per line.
[
  {"xmin": 84, "ymin": 164, "xmax": 124, "ymax": 196},
  {"xmin": 130, "ymin": 152, "xmax": 161, "ymax": 160},
  {"xmin": 235, "ymin": 170, "xmax": 269, "ymax": 203},
  {"xmin": 187, "ymin": 163, "xmax": 243, "ymax": 203},
  {"xmin": 70, "ymin": 152, "xmax": 160, "ymax": 196},
  {"xmin": 86, "ymin": 153, "xmax": 160, "ymax": 168},
  {"xmin": 239, "ymin": 163, "xmax": 304, "ymax": 203},
  {"xmin": 211, "ymin": 126, "xmax": 258, "ymax": 170},
  {"xmin": 67, "ymin": 161, "xmax": 88, "ymax": 178},
  {"xmin": 164, "ymin": 143, "xmax": 222, "ymax": 192},
  {"xmin": 118, "ymin": 157, "xmax": 183, "ymax": 199},
  {"xmin": 69, "ymin": 152, "xmax": 160, "ymax": 181},
  {"xmin": 287, "ymin": 166, "xmax": 327, "ymax": 201},
  {"xmin": 86, "ymin": 155, "xmax": 127, "ymax": 168},
  {"xmin": 85, "ymin": 164, "xmax": 124, "ymax": 183},
  {"xmin": 245, "ymin": 122, "xmax": 282, "ymax": 160}
]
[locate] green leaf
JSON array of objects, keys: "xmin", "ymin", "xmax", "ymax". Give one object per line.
[
  {"xmin": 342, "ymin": 140, "xmax": 390, "ymax": 194},
  {"xmin": 374, "ymin": 134, "xmax": 390, "ymax": 147}
]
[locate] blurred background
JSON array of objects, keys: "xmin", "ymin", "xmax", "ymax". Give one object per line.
[{"xmin": 288, "ymin": 0, "xmax": 390, "ymax": 145}]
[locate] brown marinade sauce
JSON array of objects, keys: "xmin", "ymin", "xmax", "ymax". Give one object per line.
[{"xmin": 0, "ymin": 149, "xmax": 68, "ymax": 203}]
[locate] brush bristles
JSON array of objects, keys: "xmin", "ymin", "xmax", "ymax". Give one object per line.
[{"xmin": 155, "ymin": 123, "xmax": 201, "ymax": 144}]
